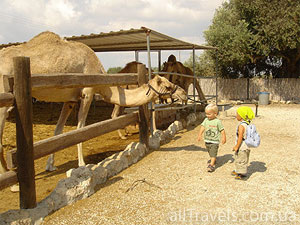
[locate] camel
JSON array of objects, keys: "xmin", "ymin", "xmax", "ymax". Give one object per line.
[
  {"xmin": 111, "ymin": 61, "xmax": 141, "ymax": 139},
  {"xmin": 112, "ymin": 61, "xmax": 153, "ymax": 139},
  {"xmin": 161, "ymin": 54, "xmax": 206, "ymax": 103},
  {"xmin": 112, "ymin": 61, "xmax": 186, "ymax": 139},
  {"xmin": 0, "ymin": 31, "xmax": 187, "ymax": 173}
]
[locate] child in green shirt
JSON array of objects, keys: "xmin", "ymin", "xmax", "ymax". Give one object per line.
[{"xmin": 197, "ymin": 104, "xmax": 226, "ymax": 172}]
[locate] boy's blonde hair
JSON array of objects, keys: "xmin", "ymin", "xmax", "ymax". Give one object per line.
[{"xmin": 205, "ymin": 103, "xmax": 219, "ymax": 114}]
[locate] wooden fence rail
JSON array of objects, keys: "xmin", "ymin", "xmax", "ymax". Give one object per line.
[
  {"xmin": 0, "ymin": 170, "xmax": 18, "ymax": 190},
  {"xmin": 6, "ymin": 112, "xmax": 139, "ymax": 169},
  {"xmin": 1, "ymin": 112, "xmax": 139, "ymax": 190},
  {"xmin": 0, "ymin": 93, "xmax": 14, "ymax": 107},
  {"xmin": 0, "ymin": 57, "xmax": 149, "ymax": 209},
  {"xmin": 2, "ymin": 73, "xmax": 138, "ymax": 92}
]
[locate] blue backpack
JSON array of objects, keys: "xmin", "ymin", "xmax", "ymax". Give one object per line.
[{"xmin": 241, "ymin": 122, "xmax": 261, "ymax": 148}]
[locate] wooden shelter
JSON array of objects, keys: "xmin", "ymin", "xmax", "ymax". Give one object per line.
[{"xmin": 0, "ymin": 27, "xmax": 215, "ymax": 52}]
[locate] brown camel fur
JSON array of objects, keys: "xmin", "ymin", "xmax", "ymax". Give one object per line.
[{"xmin": 161, "ymin": 54, "xmax": 206, "ymax": 102}]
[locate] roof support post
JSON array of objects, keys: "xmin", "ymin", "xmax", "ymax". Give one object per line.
[
  {"xmin": 193, "ymin": 47, "xmax": 196, "ymax": 113},
  {"xmin": 146, "ymin": 30, "xmax": 153, "ymax": 135},
  {"xmin": 215, "ymin": 49, "xmax": 218, "ymax": 105},
  {"xmin": 135, "ymin": 50, "xmax": 139, "ymax": 62},
  {"xmin": 158, "ymin": 50, "xmax": 161, "ymax": 71}
]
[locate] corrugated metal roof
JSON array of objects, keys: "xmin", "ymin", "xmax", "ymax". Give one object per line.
[
  {"xmin": 0, "ymin": 27, "xmax": 216, "ymax": 52},
  {"xmin": 65, "ymin": 27, "xmax": 216, "ymax": 51}
]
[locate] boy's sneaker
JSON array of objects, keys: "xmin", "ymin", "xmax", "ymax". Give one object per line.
[
  {"xmin": 231, "ymin": 170, "xmax": 238, "ymax": 176},
  {"xmin": 207, "ymin": 164, "xmax": 215, "ymax": 172}
]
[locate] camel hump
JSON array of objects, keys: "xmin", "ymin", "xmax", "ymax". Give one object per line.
[
  {"xmin": 167, "ymin": 54, "xmax": 177, "ymax": 63},
  {"xmin": 25, "ymin": 31, "xmax": 62, "ymax": 47},
  {"xmin": 0, "ymin": 31, "xmax": 104, "ymax": 75}
]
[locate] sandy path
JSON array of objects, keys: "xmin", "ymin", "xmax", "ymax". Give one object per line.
[{"xmin": 44, "ymin": 104, "xmax": 300, "ymax": 224}]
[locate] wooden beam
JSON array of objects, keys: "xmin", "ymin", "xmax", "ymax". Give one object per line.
[
  {"xmin": 2, "ymin": 73, "xmax": 138, "ymax": 90},
  {"xmin": 0, "ymin": 170, "xmax": 18, "ymax": 190},
  {"xmin": 14, "ymin": 56, "xmax": 36, "ymax": 209},
  {"xmin": 0, "ymin": 93, "xmax": 14, "ymax": 107},
  {"xmin": 31, "ymin": 73, "xmax": 138, "ymax": 89},
  {"xmin": 7, "ymin": 112, "xmax": 139, "ymax": 168}
]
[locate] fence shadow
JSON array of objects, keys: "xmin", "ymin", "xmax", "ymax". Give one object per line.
[
  {"xmin": 35, "ymin": 159, "xmax": 79, "ymax": 180},
  {"xmin": 7, "ymin": 102, "xmax": 114, "ymax": 126}
]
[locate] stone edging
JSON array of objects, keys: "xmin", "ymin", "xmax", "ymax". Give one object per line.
[{"xmin": 0, "ymin": 112, "xmax": 205, "ymax": 225}]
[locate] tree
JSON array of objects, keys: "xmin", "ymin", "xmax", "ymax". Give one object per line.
[
  {"xmin": 184, "ymin": 51, "xmax": 217, "ymax": 77},
  {"xmin": 107, "ymin": 67, "xmax": 122, "ymax": 74},
  {"xmin": 202, "ymin": 0, "xmax": 300, "ymax": 78}
]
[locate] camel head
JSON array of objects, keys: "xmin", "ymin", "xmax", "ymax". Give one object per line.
[
  {"xmin": 167, "ymin": 54, "xmax": 177, "ymax": 63},
  {"xmin": 162, "ymin": 61, "xmax": 187, "ymax": 75},
  {"xmin": 148, "ymin": 75, "xmax": 187, "ymax": 102}
]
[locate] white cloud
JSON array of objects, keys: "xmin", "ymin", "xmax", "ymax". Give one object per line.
[
  {"xmin": 44, "ymin": 0, "xmax": 80, "ymax": 26},
  {"xmin": 0, "ymin": 0, "xmax": 224, "ymax": 67}
]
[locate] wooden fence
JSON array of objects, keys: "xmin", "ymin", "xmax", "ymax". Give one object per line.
[
  {"xmin": 198, "ymin": 77, "xmax": 300, "ymax": 101},
  {"xmin": 0, "ymin": 57, "xmax": 149, "ymax": 209}
]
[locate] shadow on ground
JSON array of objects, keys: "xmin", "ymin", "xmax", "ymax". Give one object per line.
[
  {"xmin": 245, "ymin": 161, "xmax": 267, "ymax": 180},
  {"xmin": 215, "ymin": 154, "xmax": 234, "ymax": 170},
  {"xmin": 159, "ymin": 144, "xmax": 206, "ymax": 152}
]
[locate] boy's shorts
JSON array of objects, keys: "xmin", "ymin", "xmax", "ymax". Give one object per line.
[{"xmin": 205, "ymin": 142, "xmax": 219, "ymax": 158}]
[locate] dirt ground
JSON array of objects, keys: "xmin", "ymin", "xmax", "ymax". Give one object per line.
[
  {"xmin": 0, "ymin": 101, "xmax": 139, "ymax": 213},
  {"xmin": 42, "ymin": 104, "xmax": 300, "ymax": 225}
]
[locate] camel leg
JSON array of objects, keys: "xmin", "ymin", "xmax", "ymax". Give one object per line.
[
  {"xmin": 0, "ymin": 107, "xmax": 20, "ymax": 192},
  {"xmin": 111, "ymin": 105, "xmax": 127, "ymax": 139},
  {"xmin": 152, "ymin": 103, "xmax": 157, "ymax": 131},
  {"xmin": 0, "ymin": 107, "xmax": 9, "ymax": 174},
  {"xmin": 45, "ymin": 102, "xmax": 76, "ymax": 171},
  {"xmin": 77, "ymin": 89, "xmax": 94, "ymax": 167}
]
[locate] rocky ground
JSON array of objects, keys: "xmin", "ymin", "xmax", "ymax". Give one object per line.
[{"xmin": 43, "ymin": 104, "xmax": 300, "ymax": 225}]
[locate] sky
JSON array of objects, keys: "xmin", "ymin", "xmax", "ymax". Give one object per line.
[{"xmin": 0, "ymin": 0, "xmax": 225, "ymax": 70}]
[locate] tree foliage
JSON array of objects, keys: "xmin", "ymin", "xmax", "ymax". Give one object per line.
[
  {"xmin": 198, "ymin": 0, "xmax": 300, "ymax": 78},
  {"xmin": 107, "ymin": 67, "xmax": 122, "ymax": 74},
  {"xmin": 184, "ymin": 51, "xmax": 216, "ymax": 77}
]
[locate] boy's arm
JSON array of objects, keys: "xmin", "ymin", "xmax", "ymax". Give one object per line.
[
  {"xmin": 218, "ymin": 120, "xmax": 226, "ymax": 144},
  {"xmin": 221, "ymin": 129, "xmax": 226, "ymax": 144},
  {"xmin": 197, "ymin": 126, "xmax": 205, "ymax": 141},
  {"xmin": 233, "ymin": 125, "xmax": 245, "ymax": 152}
]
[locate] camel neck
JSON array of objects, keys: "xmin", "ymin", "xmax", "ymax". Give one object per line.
[{"xmin": 96, "ymin": 84, "xmax": 156, "ymax": 107}]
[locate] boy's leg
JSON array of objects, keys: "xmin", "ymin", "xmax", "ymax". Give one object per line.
[
  {"xmin": 208, "ymin": 144, "xmax": 218, "ymax": 166},
  {"xmin": 210, "ymin": 157, "xmax": 216, "ymax": 166},
  {"xmin": 205, "ymin": 143, "xmax": 219, "ymax": 172},
  {"xmin": 234, "ymin": 149, "xmax": 250, "ymax": 175}
]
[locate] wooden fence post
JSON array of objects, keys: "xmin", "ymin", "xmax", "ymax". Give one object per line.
[
  {"xmin": 13, "ymin": 57, "xmax": 36, "ymax": 209},
  {"xmin": 137, "ymin": 64, "xmax": 149, "ymax": 149}
]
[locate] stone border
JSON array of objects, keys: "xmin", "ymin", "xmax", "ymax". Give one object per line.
[{"xmin": 0, "ymin": 111, "xmax": 205, "ymax": 225}]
